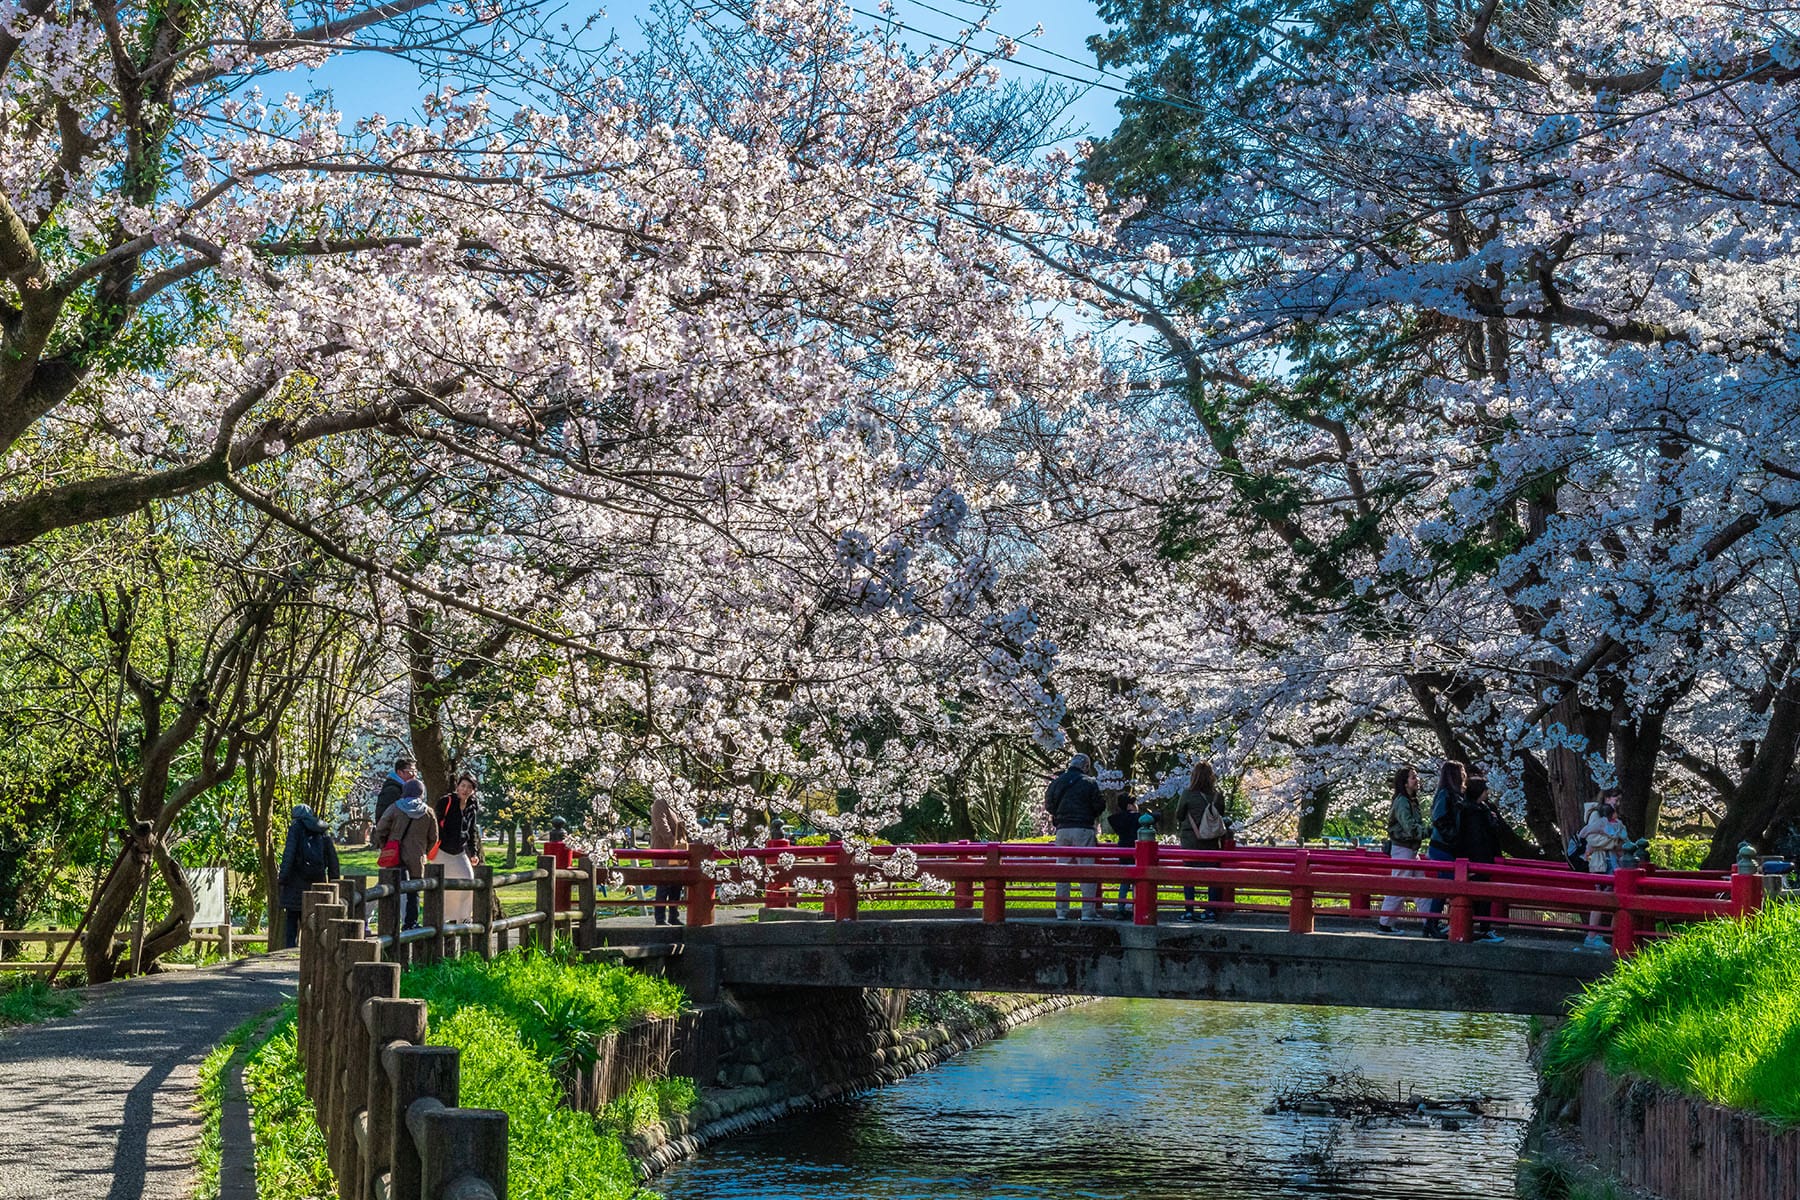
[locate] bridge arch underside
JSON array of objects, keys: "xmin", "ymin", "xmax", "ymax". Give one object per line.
[{"xmin": 607, "ymin": 918, "xmax": 1611, "ymax": 1017}]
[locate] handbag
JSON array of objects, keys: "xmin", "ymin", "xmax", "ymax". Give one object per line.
[{"xmin": 377, "ymin": 814, "xmax": 413, "ymax": 870}]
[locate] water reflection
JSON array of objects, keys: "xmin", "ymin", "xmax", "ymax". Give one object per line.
[{"xmin": 657, "ymin": 999, "xmax": 1535, "ymax": 1200}]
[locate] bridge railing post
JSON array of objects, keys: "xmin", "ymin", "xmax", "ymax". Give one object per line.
[
  {"xmin": 764, "ymin": 837, "xmax": 790, "ymax": 909},
  {"xmin": 1132, "ymin": 815, "xmax": 1159, "ymax": 926},
  {"xmin": 1288, "ymin": 849, "xmax": 1315, "ymax": 934},
  {"xmin": 1730, "ymin": 844, "xmax": 1762, "ymax": 918},
  {"xmin": 982, "ymin": 845, "xmax": 1006, "ymax": 923},
  {"xmin": 1447, "ymin": 859, "xmax": 1473, "ymax": 943},
  {"xmin": 953, "ymin": 840, "xmax": 974, "ymax": 911},
  {"xmin": 685, "ymin": 845, "xmax": 716, "ymax": 927},
  {"xmin": 832, "ymin": 840, "xmax": 859, "ymax": 921},
  {"xmin": 1611, "ymin": 865, "xmax": 1642, "ymax": 956}
]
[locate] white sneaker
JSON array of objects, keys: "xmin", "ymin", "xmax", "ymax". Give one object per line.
[
  {"xmin": 1080, "ymin": 912, "xmax": 1100, "ymax": 921},
  {"xmin": 1056, "ymin": 911, "xmax": 1072, "ymax": 921}
]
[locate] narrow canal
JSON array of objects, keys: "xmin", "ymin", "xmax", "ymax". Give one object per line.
[{"xmin": 658, "ymin": 998, "xmax": 1537, "ymax": 1199}]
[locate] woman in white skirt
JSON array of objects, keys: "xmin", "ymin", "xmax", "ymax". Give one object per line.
[{"xmin": 435, "ymin": 773, "xmax": 484, "ymax": 924}]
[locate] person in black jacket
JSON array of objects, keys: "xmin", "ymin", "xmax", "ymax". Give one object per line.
[
  {"xmin": 371, "ymin": 756, "xmax": 417, "ymax": 833},
  {"xmin": 435, "ymin": 774, "xmax": 485, "ymax": 925},
  {"xmin": 1045, "ymin": 753, "xmax": 1105, "ymax": 920},
  {"xmin": 1419, "ymin": 760, "xmax": 1467, "ymax": 940},
  {"xmin": 1106, "ymin": 789, "xmax": 1141, "ymax": 919},
  {"xmin": 277, "ymin": 804, "xmax": 341, "ymax": 948},
  {"xmin": 1463, "ymin": 776, "xmax": 1507, "ymax": 943}
]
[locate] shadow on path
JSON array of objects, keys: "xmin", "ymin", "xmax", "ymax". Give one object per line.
[{"xmin": 0, "ymin": 954, "xmax": 297, "ymax": 1200}]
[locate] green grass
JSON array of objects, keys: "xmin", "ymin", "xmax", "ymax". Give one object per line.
[
  {"xmin": 599, "ymin": 1076, "xmax": 698, "ymax": 1137},
  {"xmin": 1545, "ymin": 902, "xmax": 1800, "ymax": 1125},
  {"xmin": 401, "ymin": 946, "xmax": 685, "ymax": 1200},
  {"xmin": 194, "ymin": 1012, "xmax": 276, "ymax": 1199},
  {"xmin": 0, "ymin": 975, "xmax": 80, "ymax": 1027}
]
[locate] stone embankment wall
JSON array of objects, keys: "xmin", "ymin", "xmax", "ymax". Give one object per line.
[
  {"xmin": 1565, "ymin": 1065, "xmax": 1800, "ymax": 1200},
  {"xmin": 626, "ymin": 987, "xmax": 1086, "ymax": 1176}
]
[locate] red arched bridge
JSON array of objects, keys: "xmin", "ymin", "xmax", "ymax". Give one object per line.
[{"xmin": 584, "ymin": 838, "xmax": 1767, "ymax": 1016}]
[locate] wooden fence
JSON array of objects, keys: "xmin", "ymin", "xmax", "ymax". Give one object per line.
[{"xmin": 298, "ymin": 854, "xmax": 604, "ymax": 1198}]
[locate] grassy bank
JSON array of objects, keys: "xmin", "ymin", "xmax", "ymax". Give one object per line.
[
  {"xmin": 0, "ymin": 975, "xmax": 80, "ymax": 1028},
  {"xmin": 1545, "ymin": 902, "xmax": 1800, "ymax": 1125},
  {"xmin": 199, "ymin": 948, "xmax": 688, "ymax": 1200}
]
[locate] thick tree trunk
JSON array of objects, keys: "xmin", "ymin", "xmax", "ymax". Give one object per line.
[
  {"xmin": 136, "ymin": 843, "xmax": 195, "ymax": 968},
  {"xmin": 1704, "ymin": 682, "xmax": 1800, "ymax": 867},
  {"xmin": 1611, "ymin": 705, "xmax": 1668, "ymax": 839},
  {"xmin": 84, "ymin": 828, "xmax": 153, "ymax": 983}
]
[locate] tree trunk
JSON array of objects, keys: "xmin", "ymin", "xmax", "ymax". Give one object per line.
[
  {"xmin": 1611, "ymin": 704, "xmax": 1668, "ymax": 839},
  {"xmin": 84, "ymin": 827, "xmax": 154, "ymax": 983},
  {"xmin": 136, "ymin": 842, "xmax": 196, "ymax": 968},
  {"xmin": 1704, "ymin": 681, "xmax": 1800, "ymax": 867}
]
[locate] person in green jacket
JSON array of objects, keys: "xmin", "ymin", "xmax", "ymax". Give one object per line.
[{"xmin": 1378, "ymin": 767, "xmax": 1424, "ymax": 933}]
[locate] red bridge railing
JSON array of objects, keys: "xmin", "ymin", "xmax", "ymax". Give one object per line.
[{"xmin": 603, "ymin": 839, "xmax": 1765, "ymax": 957}]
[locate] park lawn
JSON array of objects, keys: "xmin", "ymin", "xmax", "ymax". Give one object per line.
[{"xmin": 1545, "ymin": 901, "xmax": 1800, "ymax": 1126}]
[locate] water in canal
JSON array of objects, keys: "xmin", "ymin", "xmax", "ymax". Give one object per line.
[{"xmin": 657, "ymin": 999, "xmax": 1537, "ymax": 1200}]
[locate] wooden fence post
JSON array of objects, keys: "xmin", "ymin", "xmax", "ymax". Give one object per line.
[
  {"xmin": 303, "ymin": 896, "xmax": 346, "ymax": 1092},
  {"xmin": 325, "ymin": 921, "xmax": 373, "ymax": 1178},
  {"xmin": 577, "ymin": 856, "xmax": 597, "ymax": 950},
  {"xmin": 343, "ymin": 875, "xmax": 369, "ymax": 927},
  {"xmin": 386, "ymin": 1045, "xmax": 459, "ymax": 1200},
  {"xmin": 535, "ymin": 855, "xmax": 558, "ymax": 953},
  {"xmin": 335, "ymin": 958, "xmax": 395, "ymax": 1200},
  {"xmin": 361, "ymin": 998, "xmax": 427, "ymax": 1200},
  {"xmin": 414, "ymin": 1106, "xmax": 508, "ymax": 1200},
  {"xmin": 375, "ymin": 867, "xmax": 404, "ymax": 967},
  {"xmin": 423, "ymin": 863, "xmax": 447, "ymax": 965},
  {"xmin": 474, "ymin": 864, "xmax": 495, "ymax": 960}
]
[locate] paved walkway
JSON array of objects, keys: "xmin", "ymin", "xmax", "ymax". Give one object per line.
[{"xmin": 0, "ymin": 954, "xmax": 298, "ymax": 1200}]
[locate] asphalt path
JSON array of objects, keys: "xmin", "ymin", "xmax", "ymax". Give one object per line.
[{"xmin": 0, "ymin": 954, "xmax": 297, "ymax": 1200}]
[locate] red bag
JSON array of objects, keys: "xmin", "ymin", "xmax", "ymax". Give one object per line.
[{"xmin": 377, "ymin": 839, "xmax": 402, "ymax": 869}]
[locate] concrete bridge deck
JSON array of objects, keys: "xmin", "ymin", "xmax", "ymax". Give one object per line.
[{"xmin": 594, "ymin": 910, "xmax": 1613, "ymax": 1016}]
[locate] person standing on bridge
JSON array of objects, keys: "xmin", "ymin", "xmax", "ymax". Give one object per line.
[
  {"xmin": 1047, "ymin": 753, "xmax": 1106, "ymax": 920},
  {"xmin": 1176, "ymin": 761, "xmax": 1229, "ymax": 922},
  {"xmin": 1578, "ymin": 793, "xmax": 1630, "ymax": 951},
  {"xmin": 1463, "ymin": 776, "xmax": 1506, "ymax": 943},
  {"xmin": 1106, "ymin": 784, "xmax": 1141, "ymax": 919},
  {"xmin": 1378, "ymin": 767, "xmax": 1424, "ymax": 934},
  {"xmin": 650, "ymin": 792, "xmax": 687, "ymax": 926},
  {"xmin": 1420, "ymin": 760, "xmax": 1467, "ymax": 940}
]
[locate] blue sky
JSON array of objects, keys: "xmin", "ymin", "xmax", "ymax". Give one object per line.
[{"xmin": 307, "ymin": 0, "xmax": 1125, "ymax": 140}]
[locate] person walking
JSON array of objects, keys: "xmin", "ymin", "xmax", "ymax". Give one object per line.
[
  {"xmin": 1578, "ymin": 793, "xmax": 1630, "ymax": 950},
  {"xmin": 650, "ymin": 793, "xmax": 687, "ymax": 925},
  {"xmin": 1175, "ymin": 761, "xmax": 1228, "ymax": 922},
  {"xmin": 1420, "ymin": 760, "xmax": 1467, "ymax": 939},
  {"xmin": 435, "ymin": 774, "xmax": 484, "ymax": 925},
  {"xmin": 276, "ymin": 804, "xmax": 340, "ymax": 949},
  {"xmin": 1378, "ymin": 767, "xmax": 1424, "ymax": 933},
  {"xmin": 1106, "ymin": 787, "xmax": 1141, "ymax": 919},
  {"xmin": 1046, "ymin": 753, "xmax": 1106, "ymax": 920},
  {"xmin": 372, "ymin": 756, "xmax": 418, "ymax": 830},
  {"xmin": 371, "ymin": 779, "xmax": 440, "ymax": 930},
  {"xmin": 1463, "ymin": 776, "xmax": 1506, "ymax": 943}
]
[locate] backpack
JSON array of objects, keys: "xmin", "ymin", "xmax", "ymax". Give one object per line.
[
  {"xmin": 297, "ymin": 829, "xmax": 329, "ymax": 882},
  {"xmin": 1195, "ymin": 795, "xmax": 1227, "ymax": 841}
]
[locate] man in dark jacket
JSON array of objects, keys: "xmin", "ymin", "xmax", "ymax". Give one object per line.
[
  {"xmin": 1046, "ymin": 753, "xmax": 1105, "ymax": 920},
  {"xmin": 277, "ymin": 804, "xmax": 341, "ymax": 948},
  {"xmin": 372, "ymin": 756, "xmax": 417, "ymax": 832}
]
